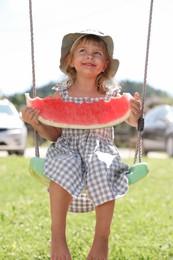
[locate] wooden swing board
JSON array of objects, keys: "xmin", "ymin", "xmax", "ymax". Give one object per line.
[{"xmin": 29, "ymin": 157, "xmax": 149, "ymax": 186}]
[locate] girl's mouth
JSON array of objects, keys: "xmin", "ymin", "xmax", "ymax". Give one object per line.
[{"xmin": 82, "ymin": 62, "xmax": 95, "ymax": 67}]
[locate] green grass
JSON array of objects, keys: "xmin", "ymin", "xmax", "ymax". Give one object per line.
[{"xmin": 0, "ymin": 156, "xmax": 173, "ymax": 259}]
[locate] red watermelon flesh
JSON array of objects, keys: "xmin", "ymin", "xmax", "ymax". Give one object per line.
[{"xmin": 25, "ymin": 93, "xmax": 131, "ymax": 129}]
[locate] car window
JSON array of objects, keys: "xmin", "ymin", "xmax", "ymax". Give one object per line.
[
  {"xmin": 145, "ymin": 106, "xmax": 168, "ymax": 127},
  {"xmin": 169, "ymin": 107, "xmax": 173, "ymax": 122},
  {"xmin": 0, "ymin": 105, "xmax": 14, "ymax": 116}
]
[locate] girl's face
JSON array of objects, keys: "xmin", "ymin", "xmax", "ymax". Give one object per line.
[{"xmin": 71, "ymin": 40, "xmax": 109, "ymax": 78}]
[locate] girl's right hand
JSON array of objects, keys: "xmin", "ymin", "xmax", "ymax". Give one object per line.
[
  {"xmin": 22, "ymin": 106, "xmax": 62, "ymax": 141},
  {"xmin": 21, "ymin": 106, "xmax": 40, "ymax": 127}
]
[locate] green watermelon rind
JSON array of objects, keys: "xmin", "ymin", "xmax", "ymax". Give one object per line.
[{"xmin": 25, "ymin": 93, "xmax": 131, "ymax": 129}]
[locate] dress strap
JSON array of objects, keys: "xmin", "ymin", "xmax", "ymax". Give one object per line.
[
  {"xmin": 52, "ymin": 76, "xmax": 71, "ymax": 99},
  {"xmin": 104, "ymin": 80, "xmax": 121, "ymax": 100},
  {"xmin": 105, "ymin": 89, "xmax": 119, "ymax": 101}
]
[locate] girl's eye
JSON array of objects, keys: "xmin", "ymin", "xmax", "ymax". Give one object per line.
[
  {"xmin": 94, "ymin": 51, "xmax": 102, "ymax": 56},
  {"xmin": 79, "ymin": 49, "xmax": 87, "ymax": 53},
  {"xmin": 78, "ymin": 49, "xmax": 103, "ymax": 56}
]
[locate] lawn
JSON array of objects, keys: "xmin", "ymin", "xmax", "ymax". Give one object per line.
[{"xmin": 0, "ymin": 155, "xmax": 173, "ymax": 260}]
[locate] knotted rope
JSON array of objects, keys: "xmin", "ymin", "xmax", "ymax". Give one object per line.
[{"xmin": 134, "ymin": 0, "xmax": 154, "ymax": 164}]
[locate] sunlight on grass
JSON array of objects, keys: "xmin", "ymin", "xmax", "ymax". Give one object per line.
[{"xmin": 0, "ymin": 156, "xmax": 173, "ymax": 259}]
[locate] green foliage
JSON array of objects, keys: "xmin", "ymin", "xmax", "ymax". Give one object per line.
[
  {"xmin": 120, "ymin": 80, "xmax": 169, "ymax": 98},
  {"xmin": 0, "ymin": 156, "xmax": 173, "ymax": 259},
  {"xmin": 27, "ymin": 82, "xmax": 55, "ymax": 98}
]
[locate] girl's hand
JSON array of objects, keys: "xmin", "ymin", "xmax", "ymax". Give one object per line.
[
  {"xmin": 22, "ymin": 106, "xmax": 62, "ymax": 141},
  {"xmin": 126, "ymin": 92, "xmax": 142, "ymax": 127},
  {"xmin": 21, "ymin": 106, "xmax": 40, "ymax": 127}
]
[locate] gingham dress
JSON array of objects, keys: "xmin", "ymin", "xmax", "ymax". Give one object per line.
[{"xmin": 44, "ymin": 82, "xmax": 129, "ymax": 211}]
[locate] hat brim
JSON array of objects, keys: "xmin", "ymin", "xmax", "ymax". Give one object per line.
[{"xmin": 60, "ymin": 30, "xmax": 119, "ymax": 77}]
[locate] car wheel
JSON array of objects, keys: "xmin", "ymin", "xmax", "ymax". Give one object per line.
[
  {"xmin": 8, "ymin": 150, "xmax": 25, "ymax": 156},
  {"xmin": 142, "ymin": 148, "xmax": 148, "ymax": 156},
  {"xmin": 166, "ymin": 136, "xmax": 173, "ymax": 157},
  {"xmin": 8, "ymin": 151, "xmax": 14, "ymax": 155},
  {"xmin": 15, "ymin": 150, "xmax": 25, "ymax": 156}
]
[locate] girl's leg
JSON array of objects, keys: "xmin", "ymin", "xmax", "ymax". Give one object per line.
[
  {"xmin": 49, "ymin": 180, "xmax": 73, "ymax": 260},
  {"xmin": 87, "ymin": 200, "xmax": 115, "ymax": 260}
]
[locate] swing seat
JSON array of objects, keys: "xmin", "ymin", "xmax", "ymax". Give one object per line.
[
  {"xmin": 29, "ymin": 157, "xmax": 149, "ymax": 186},
  {"xmin": 29, "ymin": 157, "xmax": 50, "ymax": 186},
  {"xmin": 127, "ymin": 162, "xmax": 149, "ymax": 185},
  {"xmin": 29, "ymin": 157, "xmax": 149, "ymax": 212}
]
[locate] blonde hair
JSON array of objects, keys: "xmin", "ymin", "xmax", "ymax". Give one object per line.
[{"xmin": 61, "ymin": 34, "xmax": 118, "ymax": 93}]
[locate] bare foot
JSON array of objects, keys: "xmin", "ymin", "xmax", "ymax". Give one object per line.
[
  {"xmin": 86, "ymin": 236, "xmax": 109, "ymax": 260},
  {"xmin": 50, "ymin": 238, "xmax": 72, "ymax": 260}
]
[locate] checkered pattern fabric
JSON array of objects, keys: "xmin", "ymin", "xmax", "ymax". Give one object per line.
[
  {"xmin": 69, "ymin": 194, "xmax": 95, "ymax": 213},
  {"xmin": 44, "ymin": 82, "xmax": 129, "ymax": 213}
]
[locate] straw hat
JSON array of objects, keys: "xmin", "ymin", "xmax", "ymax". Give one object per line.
[{"xmin": 59, "ymin": 29, "xmax": 119, "ymax": 77}]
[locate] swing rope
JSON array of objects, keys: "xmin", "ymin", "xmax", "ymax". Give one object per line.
[
  {"xmin": 28, "ymin": 0, "xmax": 40, "ymax": 158},
  {"xmin": 133, "ymin": 0, "xmax": 154, "ymax": 165}
]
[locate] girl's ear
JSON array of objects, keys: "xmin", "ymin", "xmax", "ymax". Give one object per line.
[
  {"xmin": 65, "ymin": 54, "xmax": 74, "ymax": 68},
  {"xmin": 70, "ymin": 62, "xmax": 74, "ymax": 67},
  {"xmin": 69, "ymin": 57, "xmax": 74, "ymax": 68},
  {"xmin": 103, "ymin": 60, "xmax": 109, "ymax": 72}
]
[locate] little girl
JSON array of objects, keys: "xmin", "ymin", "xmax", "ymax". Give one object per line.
[{"xmin": 22, "ymin": 30, "xmax": 141, "ymax": 260}]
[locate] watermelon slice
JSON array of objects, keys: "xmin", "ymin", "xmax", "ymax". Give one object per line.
[{"xmin": 25, "ymin": 93, "xmax": 131, "ymax": 129}]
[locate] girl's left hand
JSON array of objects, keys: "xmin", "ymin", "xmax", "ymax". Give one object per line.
[{"xmin": 126, "ymin": 92, "xmax": 142, "ymax": 127}]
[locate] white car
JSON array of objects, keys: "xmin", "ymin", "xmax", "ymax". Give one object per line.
[
  {"xmin": 142, "ymin": 104, "xmax": 173, "ymax": 157},
  {"xmin": 0, "ymin": 98, "xmax": 27, "ymax": 155}
]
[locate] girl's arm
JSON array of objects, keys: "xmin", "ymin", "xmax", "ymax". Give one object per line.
[{"xmin": 125, "ymin": 92, "xmax": 142, "ymax": 127}]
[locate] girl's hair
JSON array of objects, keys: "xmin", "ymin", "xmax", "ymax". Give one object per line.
[{"xmin": 61, "ymin": 34, "xmax": 119, "ymax": 94}]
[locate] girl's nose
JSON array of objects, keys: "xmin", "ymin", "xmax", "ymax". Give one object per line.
[{"xmin": 86, "ymin": 53, "xmax": 94, "ymax": 59}]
